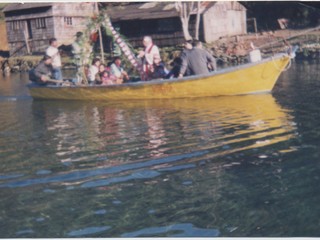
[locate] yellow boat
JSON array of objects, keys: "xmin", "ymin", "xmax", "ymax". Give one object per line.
[{"xmin": 28, "ymin": 53, "xmax": 291, "ymax": 101}]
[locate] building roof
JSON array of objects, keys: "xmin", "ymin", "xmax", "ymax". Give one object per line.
[
  {"xmin": 3, "ymin": 3, "xmax": 53, "ymax": 12},
  {"xmin": 105, "ymin": 2, "xmax": 216, "ymax": 21}
]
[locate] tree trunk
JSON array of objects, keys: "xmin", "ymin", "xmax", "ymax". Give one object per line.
[
  {"xmin": 181, "ymin": 17, "xmax": 192, "ymax": 40},
  {"xmin": 176, "ymin": 2, "xmax": 193, "ymax": 40},
  {"xmin": 195, "ymin": 1, "xmax": 201, "ymax": 40}
]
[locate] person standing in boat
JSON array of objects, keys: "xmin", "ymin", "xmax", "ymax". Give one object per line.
[
  {"xmin": 46, "ymin": 38, "xmax": 63, "ymax": 80},
  {"xmin": 178, "ymin": 40, "xmax": 216, "ymax": 78},
  {"xmin": 137, "ymin": 36, "xmax": 160, "ymax": 80},
  {"xmin": 29, "ymin": 55, "xmax": 54, "ymax": 85},
  {"xmin": 72, "ymin": 32, "xmax": 83, "ymax": 69}
]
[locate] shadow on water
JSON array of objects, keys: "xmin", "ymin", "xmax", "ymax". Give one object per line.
[{"xmin": 0, "ymin": 92, "xmax": 301, "ymax": 237}]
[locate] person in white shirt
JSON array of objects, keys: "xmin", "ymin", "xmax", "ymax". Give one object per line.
[
  {"xmin": 87, "ymin": 58, "xmax": 101, "ymax": 85},
  {"xmin": 45, "ymin": 38, "xmax": 62, "ymax": 80},
  {"xmin": 137, "ymin": 36, "xmax": 160, "ymax": 80},
  {"xmin": 110, "ymin": 57, "xmax": 129, "ymax": 83}
]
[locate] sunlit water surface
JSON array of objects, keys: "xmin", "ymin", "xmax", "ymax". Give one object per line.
[{"xmin": 0, "ymin": 62, "xmax": 320, "ymax": 237}]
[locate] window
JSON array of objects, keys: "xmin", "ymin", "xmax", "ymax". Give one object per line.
[
  {"xmin": 35, "ymin": 18, "xmax": 46, "ymax": 29},
  {"xmin": 64, "ymin": 17, "xmax": 73, "ymax": 26},
  {"xmin": 11, "ymin": 20, "xmax": 24, "ymax": 31}
]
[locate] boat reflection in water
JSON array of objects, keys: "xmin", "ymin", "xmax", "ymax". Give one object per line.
[
  {"xmin": 0, "ymin": 93, "xmax": 299, "ymax": 237},
  {"xmin": 37, "ymin": 93, "xmax": 297, "ymax": 172}
]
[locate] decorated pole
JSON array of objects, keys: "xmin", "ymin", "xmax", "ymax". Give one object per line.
[
  {"xmin": 103, "ymin": 15, "xmax": 146, "ymax": 80},
  {"xmin": 95, "ymin": 2, "xmax": 105, "ymax": 64}
]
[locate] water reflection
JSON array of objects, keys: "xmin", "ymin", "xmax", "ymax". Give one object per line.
[
  {"xmin": 1, "ymin": 94, "xmax": 297, "ymax": 189},
  {"xmin": 0, "ymin": 93, "xmax": 299, "ymax": 237}
]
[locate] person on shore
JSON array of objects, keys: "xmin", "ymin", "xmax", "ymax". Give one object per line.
[
  {"xmin": 178, "ymin": 40, "xmax": 216, "ymax": 78},
  {"xmin": 137, "ymin": 36, "xmax": 160, "ymax": 80},
  {"xmin": 29, "ymin": 55, "xmax": 55, "ymax": 85},
  {"xmin": 46, "ymin": 38, "xmax": 62, "ymax": 80},
  {"xmin": 87, "ymin": 58, "xmax": 101, "ymax": 85},
  {"xmin": 109, "ymin": 57, "xmax": 129, "ymax": 84}
]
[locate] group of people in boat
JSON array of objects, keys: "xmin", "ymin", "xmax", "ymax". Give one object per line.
[{"xmin": 29, "ymin": 34, "xmax": 217, "ymax": 86}]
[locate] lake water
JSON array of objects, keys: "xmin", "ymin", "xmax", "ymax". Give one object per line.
[{"xmin": 0, "ymin": 61, "xmax": 320, "ymax": 237}]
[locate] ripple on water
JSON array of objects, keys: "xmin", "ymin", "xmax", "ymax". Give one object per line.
[
  {"xmin": 0, "ymin": 173, "xmax": 24, "ymax": 180},
  {"xmin": 94, "ymin": 209, "xmax": 107, "ymax": 215},
  {"xmin": 67, "ymin": 226, "xmax": 111, "ymax": 237},
  {"xmin": 121, "ymin": 223, "xmax": 220, "ymax": 237},
  {"xmin": 15, "ymin": 229, "xmax": 34, "ymax": 236},
  {"xmin": 36, "ymin": 170, "xmax": 52, "ymax": 175}
]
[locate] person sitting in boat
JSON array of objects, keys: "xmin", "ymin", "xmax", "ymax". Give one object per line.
[
  {"xmin": 149, "ymin": 54, "xmax": 168, "ymax": 80},
  {"xmin": 87, "ymin": 58, "xmax": 101, "ymax": 85},
  {"xmin": 178, "ymin": 40, "xmax": 216, "ymax": 78},
  {"xmin": 137, "ymin": 36, "xmax": 160, "ymax": 80},
  {"xmin": 93, "ymin": 63, "xmax": 107, "ymax": 85},
  {"xmin": 29, "ymin": 55, "xmax": 56, "ymax": 85},
  {"xmin": 166, "ymin": 57, "xmax": 182, "ymax": 79},
  {"xmin": 100, "ymin": 70, "xmax": 115, "ymax": 86},
  {"xmin": 179, "ymin": 39, "xmax": 193, "ymax": 77},
  {"xmin": 109, "ymin": 57, "xmax": 129, "ymax": 84},
  {"xmin": 193, "ymin": 40, "xmax": 217, "ymax": 72}
]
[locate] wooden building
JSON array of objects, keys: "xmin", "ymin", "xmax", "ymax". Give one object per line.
[
  {"xmin": 106, "ymin": 1, "xmax": 247, "ymax": 47},
  {"xmin": 3, "ymin": 3, "xmax": 96, "ymax": 56}
]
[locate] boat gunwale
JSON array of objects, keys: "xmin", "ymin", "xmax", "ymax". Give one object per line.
[{"xmin": 27, "ymin": 53, "xmax": 289, "ymax": 89}]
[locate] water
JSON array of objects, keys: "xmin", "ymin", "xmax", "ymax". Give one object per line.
[{"xmin": 0, "ymin": 61, "xmax": 320, "ymax": 237}]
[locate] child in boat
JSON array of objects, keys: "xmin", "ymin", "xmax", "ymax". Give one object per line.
[
  {"xmin": 100, "ymin": 70, "xmax": 116, "ymax": 85},
  {"xmin": 93, "ymin": 64, "xmax": 107, "ymax": 85}
]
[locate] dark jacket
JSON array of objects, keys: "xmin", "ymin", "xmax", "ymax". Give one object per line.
[
  {"xmin": 29, "ymin": 61, "xmax": 52, "ymax": 84},
  {"xmin": 180, "ymin": 48, "xmax": 216, "ymax": 76},
  {"xmin": 151, "ymin": 62, "xmax": 167, "ymax": 79}
]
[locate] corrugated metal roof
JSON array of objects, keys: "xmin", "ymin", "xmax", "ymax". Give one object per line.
[
  {"xmin": 105, "ymin": 2, "xmax": 216, "ymax": 21},
  {"xmin": 3, "ymin": 3, "xmax": 53, "ymax": 12}
]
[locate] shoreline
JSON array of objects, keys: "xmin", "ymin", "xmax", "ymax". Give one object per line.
[{"xmin": 1, "ymin": 29, "xmax": 320, "ymax": 75}]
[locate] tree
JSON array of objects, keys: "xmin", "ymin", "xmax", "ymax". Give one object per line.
[
  {"xmin": 195, "ymin": 1, "xmax": 201, "ymax": 40},
  {"xmin": 175, "ymin": 2, "xmax": 194, "ymax": 40},
  {"xmin": 175, "ymin": 1, "xmax": 203, "ymax": 40}
]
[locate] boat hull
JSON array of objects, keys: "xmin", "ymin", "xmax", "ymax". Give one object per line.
[{"xmin": 28, "ymin": 54, "xmax": 291, "ymax": 100}]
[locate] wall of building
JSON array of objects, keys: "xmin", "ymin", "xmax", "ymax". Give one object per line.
[
  {"xmin": 203, "ymin": 1, "xmax": 246, "ymax": 43},
  {"xmin": 0, "ymin": 22, "xmax": 9, "ymax": 52},
  {"xmin": 5, "ymin": 3, "xmax": 96, "ymax": 56},
  {"xmin": 52, "ymin": 3, "xmax": 96, "ymax": 45},
  {"xmin": 6, "ymin": 16, "xmax": 54, "ymax": 55}
]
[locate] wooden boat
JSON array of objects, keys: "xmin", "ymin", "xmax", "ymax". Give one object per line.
[{"xmin": 27, "ymin": 53, "xmax": 291, "ymax": 101}]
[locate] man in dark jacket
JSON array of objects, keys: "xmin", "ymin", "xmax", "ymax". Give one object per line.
[
  {"xmin": 29, "ymin": 55, "xmax": 54, "ymax": 85},
  {"xmin": 178, "ymin": 40, "xmax": 216, "ymax": 78}
]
